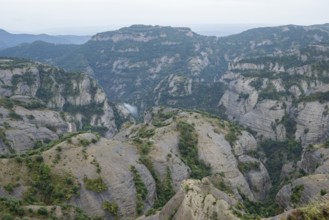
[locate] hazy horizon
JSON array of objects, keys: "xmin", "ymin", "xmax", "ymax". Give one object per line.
[
  {"xmin": 2, "ymin": 23, "xmax": 282, "ymax": 37},
  {"xmin": 1, "ymin": 0, "xmax": 328, "ymax": 35}
]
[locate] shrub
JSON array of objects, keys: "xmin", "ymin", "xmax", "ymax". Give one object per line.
[
  {"xmin": 176, "ymin": 121, "xmax": 211, "ymax": 179},
  {"xmin": 103, "ymin": 201, "xmax": 119, "ymax": 218},
  {"xmin": 8, "ymin": 112, "xmax": 22, "ymax": 120},
  {"xmin": 130, "ymin": 166, "xmax": 148, "ymax": 215},
  {"xmin": 130, "ymin": 166, "xmax": 148, "ymax": 200},
  {"xmin": 1, "ymin": 213, "xmax": 13, "ymax": 220},
  {"xmin": 238, "ymin": 161, "xmax": 261, "ymax": 173},
  {"xmin": 3, "ymin": 183, "xmax": 15, "ymax": 193},
  {"xmin": 83, "ymin": 177, "xmax": 107, "ymax": 192},
  {"xmin": 320, "ymin": 189, "xmax": 327, "ymax": 196},
  {"xmin": 37, "ymin": 207, "xmax": 48, "ymax": 216},
  {"xmin": 291, "ymin": 185, "xmax": 304, "ymax": 204},
  {"xmin": 79, "ymin": 139, "xmax": 90, "ymax": 147}
]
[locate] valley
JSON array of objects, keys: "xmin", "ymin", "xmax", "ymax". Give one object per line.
[{"xmin": 0, "ymin": 23, "xmax": 329, "ymax": 219}]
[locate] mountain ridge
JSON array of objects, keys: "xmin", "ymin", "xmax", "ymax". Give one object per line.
[
  {"xmin": 0, "ymin": 23, "xmax": 329, "ymax": 219},
  {"xmin": 0, "ymin": 28, "xmax": 90, "ymax": 49}
]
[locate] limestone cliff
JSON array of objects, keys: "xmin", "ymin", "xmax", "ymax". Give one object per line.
[{"xmin": 0, "ymin": 58, "xmax": 117, "ymax": 154}]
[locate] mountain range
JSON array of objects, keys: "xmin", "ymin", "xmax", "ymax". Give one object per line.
[
  {"xmin": 0, "ymin": 28, "xmax": 90, "ymax": 49},
  {"xmin": 0, "ymin": 23, "xmax": 329, "ymax": 219}
]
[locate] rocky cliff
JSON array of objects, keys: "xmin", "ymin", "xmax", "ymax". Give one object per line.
[
  {"xmin": 219, "ymin": 42, "xmax": 329, "ymax": 146},
  {"xmin": 0, "ymin": 107, "xmax": 273, "ymax": 219},
  {"xmin": 0, "ymin": 24, "xmax": 329, "ymax": 219},
  {"xmin": 0, "ymin": 58, "xmax": 117, "ymax": 154},
  {"xmin": 2, "ymin": 24, "xmax": 329, "ymax": 116}
]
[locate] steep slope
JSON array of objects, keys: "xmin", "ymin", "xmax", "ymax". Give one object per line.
[
  {"xmin": 2, "ymin": 24, "xmax": 329, "ymax": 117},
  {"xmin": 1, "ymin": 25, "xmax": 228, "ymax": 114},
  {"xmin": 1, "ymin": 24, "xmax": 329, "ymax": 219},
  {"xmin": 0, "ymin": 107, "xmax": 271, "ymax": 219},
  {"xmin": 219, "ymin": 42, "xmax": 329, "ymax": 146},
  {"xmin": 0, "ymin": 58, "xmax": 117, "ymax": 154}
]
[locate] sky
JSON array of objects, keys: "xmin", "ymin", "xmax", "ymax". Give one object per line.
[{"xmin": 1, "ymin": 0, "xmax": 328, "ymax": 35}]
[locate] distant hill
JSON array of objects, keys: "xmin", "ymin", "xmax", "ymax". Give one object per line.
[
  {"xmin": 0, "ymin": 28, "xmax": 90, "ymax": 49},
  {"xmin": 1, "ymin": 24, "xmax": 329, "ymax": 115}
]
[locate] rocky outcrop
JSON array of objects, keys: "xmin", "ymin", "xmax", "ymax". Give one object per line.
[
  {"xmin": 143, "ymin": 179, "xmax": 239, "ymax": 220},
  {"xmin": 233, "ymin": 131, "xmax": 257, "ymax": 156},
  {"xmin": 0, "ymin": 59, "xmax": 118, "ymax": 153},
  {"xmin": 126, "ymin": 109, "xmax": 271, "ymax": 202},
  {"xmin": 276, "ymin": 174, "xmax": 329, "ymax": 210},
  {"xmin": 238, "ymin": 155, "xmax": 271, "ymax": 200},
  {"xmin": 49, "ymin": 133, "xmax": 156, "ymax": 218},
  {"xmin": 295, "ymin": 101, "xmax": 329, "ymax": 146}
]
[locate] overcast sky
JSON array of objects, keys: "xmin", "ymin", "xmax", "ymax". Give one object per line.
[{"xmin": 1, "ymin": 0, "xmax": 328, "ymax": 35}]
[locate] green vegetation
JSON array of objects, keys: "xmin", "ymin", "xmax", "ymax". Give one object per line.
[
  {"xmin": 284, "ymin": 201, "xmax": 329, "ymax": 220},
  {"xmin": 281, "ymin": 114, "xmax": 297, "ymax": 139},
  {"xmin": 258, "ymin": 82, "xmax": 287, "ymax": 101},
  {"xmin": 135, "ymin": 123, "xmax": 175, "ymax": 210},
  {"xmin": 0, "ymin": 97, "xmax": 14, "ymax": 109},
  {"xmin": 8, "ymin": 131, "xmax": 88, "ymax": 158},
  {"xmin": 139, "ymin": 155, "xmax": 175, "ymax": 210},
  {"xmin": 79, "ymin": 138, "xmax": 91, "ymax": 147},
  {"xmin": 83, "ymin": 177, "xmax": 107, "ymax": 193},
  {"xmin": 249, "ymin": 78, "xmax": 263, "ymax": 90},
  {"xmin": 81, "ymin": 124, "xmax": 108, "ymax": 137},
  {"xmin": 11, "ymin": 72, "xmax": 36, "ymax": 89},
  {"xmin": 0, "ymin": 128, "xmax": 11, "ymax": 149},
  {"xmin": 112, "ymin": 104, "xmax": 125, "ymax": 129},
  {"xmin": 238, "ymin": 161, "xmax": 261, "ymax": 173},
  {"xmin": 8, "ymin": 112, "xmax": 22, "ymax": 120},
  {"xmin": 153, "ymin": 167, "xmax": 175, "ymax": 209},
  {"xmin": 176, "ymin": 121, "xmax": 211, "ymax": 179},
  {"xmin": 0, "ymin": 198, "xmax": 24, "ymax": 218},
  {"xmin": 233, "ymin": 192, "xmax": 278, "ymax": 219},
  {"xmin": 0, "ymin": 197, "xmax": 95, "ymax": 219},
  {"xmin": 210, "ymin": 174, "xmax": 233, "ymax": 194},
  {"xmin": 320, "ymin": 189, "xmax": 327, "ymax": 196},
  {"xmin": 301, "ymin": 91, "xmax": 329, "ymax": 103},
  {"xmin": 103, "ymin": 201, "xmax": 119, "ymax": 219},
  {"xmin": 130, "ymin": 166, "xmax": 148, "ymax": 215},
  {"xmin": 23, "ymin": 156, "xmax": 80, "ymax": 205},
  {"xmin": 238, "ymin": 92, "xmax": 250, "ymax": 101},
  {"xmin": 235, "ymin": 139, "xmax": 303, "ymax": 219},
  {"xmin": 152, "ymin": 108, "xmax": 177, "ymax": 127},
  {"xmin": 291, "ymin": 185, "xmax": 304, "ymax": 204},
  {"xmin": 3, "ymin": 182, "xmax": 19, "ymax": 193},
  {"xmin": 136, "ymin": 125, "xmax": 155, "ymax": 138},
  {"xmin": 63, "ymin": 103, "xmax": 104, "ymax": 120},
  {"xmin": 224, "ymin": 123, "xmax": 242, "ymax": 145},
  {"xmin": 261, "ymin": 140, "xmax": 302, "ymax": 195}
]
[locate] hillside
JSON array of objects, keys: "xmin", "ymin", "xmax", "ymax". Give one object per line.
[
  {"xmin": 0, "ymin": 24, "xmax": 329, "ymax": 219},
  {"xmin": 1, "ymin": 24, "xmax": 329, "ymax": 116},
  {"xmin": 0, "ymin": 58, "xmax": 118, "ymax": 155},
  {"xmin": 0, "ymin": 28, "xmax": 90, "ymax": 49},
  {"xmin": 0, "ymin": 106, "xmax": 328, "ymax": 219}
]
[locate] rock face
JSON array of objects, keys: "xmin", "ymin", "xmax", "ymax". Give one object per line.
[
  {"xmin": 219, "ymin": 44, "xmax": 329, "ymax": 146},
  {"xmin": 0, "ymin": 58, "xmax": 117, "ymax": 154},
  {"xmin": 1, "ymin": 24, "xmax": 329, "ymax": 219},
  {"xmin": 121, "ymin": 108, "xmax": 271, "ymax": 202},
  {"xmin": 276, "ymin": 174, "xmax": 329, "ymax": 210},
  {"xmin": 295, "ymin": 101, "xmax": 329, "ymax": 146},
  {"xmin": 142, "ymin": 179, "xmax": 239, "ymax": 220},
  {"xmin": 0, "ymin": 109, "xmax": 273, "ymax": 219},
  {"xmin": 0, "ymin": 133, "xmax": 156, "ymax": 219},
  {"xmin": 237, "ymin": 155, "xmax": 271, "ymax": 200},
  {"xmin": 44, "ymin": 133, "xmax": 156, "ymax": 218},
  {"xmin": 3, "ymin": 24, "xmax": 329, "ymax": 114}
]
